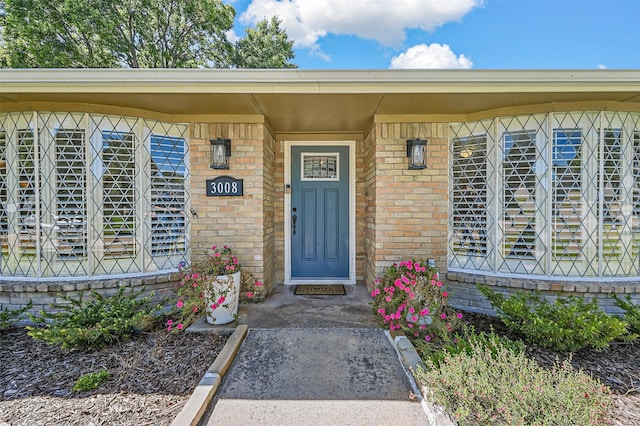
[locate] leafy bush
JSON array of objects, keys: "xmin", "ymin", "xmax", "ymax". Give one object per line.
[
  {"xmin": 73, "ymin": 370, "xmax": 111, "ymax": 392},
  {"xmin": 611, "ymin": 294, "xmax": 640, "ymax": 335},
  {"xmin": 478, "ymin": 284, "xmax": 634, "ymax": 351},
  {"xmin": 0, "ymin": 301, "xmax": 33, "ymax": 331},
  {"xmin": 27, "ymin": 286, "xmax": 163, "ymax": 350},
  {"xmin": 370, "ymin": 260, "xmax": 463, "ymax": 344},
  {"xmin": 417, "ymin": 336, "xmax": 612, "ymax": 425}
]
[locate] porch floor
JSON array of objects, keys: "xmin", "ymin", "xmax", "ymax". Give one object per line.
[{"xmin": 189, "ymin": 284, "xmax": 379, "ymax": 331}]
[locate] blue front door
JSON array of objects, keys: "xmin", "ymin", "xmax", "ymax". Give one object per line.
[{"xmin": 291, "ymin": 145, "xmax": 350, "ymax": 279}]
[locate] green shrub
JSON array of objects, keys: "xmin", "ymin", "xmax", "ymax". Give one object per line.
[
  {"xmin": 0, "ymin": 301, "xmax": 33, "ymax": 331},
  {"xmin": 611, "ymin": 294, "xmax": 640, "ymax": 335},
  {"xmin": 417, "ymin": 337, "xmax": 612, "ymax": 425},
  {"xmin": 478, "ymin": 285, "xmax": 634, "ymax": 351},
  {"xmin": 27, "ymin": 286, "xmax": 163, "ymax": 350},
  {"xmin": 73, "ymin": 370, "xmax": 111, "ymax": 392}
]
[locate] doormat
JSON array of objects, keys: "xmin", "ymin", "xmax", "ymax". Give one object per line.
[{"xmin": 294, "ymin": 285, "xmax": 346, "ymax": 296}]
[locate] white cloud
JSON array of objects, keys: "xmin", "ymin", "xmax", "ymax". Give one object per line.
[
  {"xmin": 239, "ymin": 0, "xmax": 482, "ymax": 51},
  {"xmin": 597, "ymin": 64, "xmax": 607, "ymax": 69},
  {"xmin": 390, "ymin": 43, "xmax": 472, "ymax": 69},
  {"xmin": 226, "ymin": 28, "xmax": 241, "ymax": 44}
]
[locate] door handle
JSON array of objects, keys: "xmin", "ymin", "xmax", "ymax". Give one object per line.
[{"xmin": 292, "ymin": 214, "xmax": 297, "ymax": 235}]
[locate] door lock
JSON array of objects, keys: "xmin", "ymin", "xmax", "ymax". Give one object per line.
[{"xmin": 292, "ymin": 214, "xmax": 297, "ymax": 235}]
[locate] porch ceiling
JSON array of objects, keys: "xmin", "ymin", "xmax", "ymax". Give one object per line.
[{"xmin": 1, "ymin": 69, "xmax": 639, "ymax": 134}]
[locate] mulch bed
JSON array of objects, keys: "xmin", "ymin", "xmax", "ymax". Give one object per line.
[
  {"xmin": 0, "ymin": 328, "xmax": 230, "ymax": 426},
  {"xmin": 1, "ymin": 311, "xmax": 639, "ymax": 425}
]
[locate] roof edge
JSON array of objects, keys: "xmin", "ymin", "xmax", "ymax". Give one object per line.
[{"xmin": 2, "ymin": 69, "xmax": 639, "ymax": 94}]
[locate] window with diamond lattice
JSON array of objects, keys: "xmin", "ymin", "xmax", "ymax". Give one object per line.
[
  {"xmin": 451, "ymin": 135, "xmax": 487, "ymax": 257},
  {"xmin": 55, "ymin": 129, "xmax": 87, "ymax": 258},
  {"xmin": 449, "ymin": 111, "xmax": 640, "ymax": 278},
  {"xmin": 150, "ymin": 135, "xmax": 186, "ymax": 257},
  {"xmin": 633, "ymin": 131, "xmax": 640, "ymax": 269},
  {"xmin": 17, "ymin": 129, "xmax": 38, "ymax": 261},
  {"xmin": 497, "ymin": 114, "xmax": 549, "ymax": 275},
  {"xmin": 502, "ymin": 131, "xmax": 537, "ymax": 261},
  {"xmin": 0, "ymin": 112, "xmax": 189, "ymax": 278},
  {"xmin": 635, "ymin": 132, "xmax": 640, "ymax": 217},
  {"xmin": 601, "ymin": 129, "xmax": 624, "ymax": 272},
  {"xmin": 552, "ymin": 128, "xmax": 583, "ymax": 264},
  {"xmin": 102, "ymin": 131, "xmax": 136, "ymax": 260},
  {"xmin": 0, "ymin": 132, "xmax": 6, "ymax": 246}
]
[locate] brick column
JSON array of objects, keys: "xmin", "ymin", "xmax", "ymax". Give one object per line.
[
  {"xmin": 365, "ymin": 122, "xmax": 449, "ymax": 289},
  {"xmin": 189, "ymin": 122, "xmax": 274, "ymax": 296}
]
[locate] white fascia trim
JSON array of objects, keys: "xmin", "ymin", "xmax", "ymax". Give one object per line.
[{"xmin": 2, "ymin": 69, "xmax": 639, "ymax": 94}]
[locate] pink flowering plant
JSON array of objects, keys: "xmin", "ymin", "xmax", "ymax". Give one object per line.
[
  {"xmin": 240, "ymin": 271, "xmax": 264, "ymax": 302},
  {"xmin": 167, "ymin": 245, "xmax": 241, "ymax": 332},
  {"xmin": 370, "ymin": 259, "xmax": 463, "ymax": 344}
]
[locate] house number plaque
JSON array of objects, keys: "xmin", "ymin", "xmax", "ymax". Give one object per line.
[{"xmin": 206, "ymin": 176, "xmax": 243, "ymax": 196}]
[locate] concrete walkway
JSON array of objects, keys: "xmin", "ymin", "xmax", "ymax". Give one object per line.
[
  {"xmin": 176, "ymin": 285, "xmax": 437, "ymax": 426},
  {"xmin": 205, "ymin": 328, "xmax": 427, "ymax": 425}
]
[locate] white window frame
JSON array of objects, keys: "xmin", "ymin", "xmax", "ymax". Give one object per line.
[
  {"xmin": 497, "ymin": 115, "xmax": 548, "ymax": 275},
  {"xmin": 449, "ymin": 111, "xmax": 640, "ymax": 280},
  {"xmin": 0, "ymin": 112, "xmax": 190, "ymax": 279},
  {"xmin": 300, "ymin": 152, "xmax": 340, "ymax": 181}
]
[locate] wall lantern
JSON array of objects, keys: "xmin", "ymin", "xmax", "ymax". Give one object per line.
[
  {"xmin": 406, "ymin": 139, "xmax": 428, "ymax": 169},
  {"xmin": 210, "ymin": 138, "xmax": 231, "ymax": 169},
  {"xmin": 459, "ymin": 146, "xmax": 473, "ymax": 159}
]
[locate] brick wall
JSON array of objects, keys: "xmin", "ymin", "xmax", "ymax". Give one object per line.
[
  {"xmin": 363, "ymin": 129, "xmax": 378, "ymax": 288},
  {"xmin": 190, "ymin": 122, "xmax": 272, "ymax": 295},
  {"xmin": 262, "ymin": 130, "xmax": 277, "ymax": 292},
  {"xmin": 0, "ymin": 273, "xmax": 178, "ymax": 326},
  {"xmin": 354, "ymin": 139, "xmax": 367, "ymax": 284},
  {"xmin": 274, "ymin": 140, "xmax": 286, "ymax": 284},
  {"xmin": 366, "ymin": 122, "xmax": 449, "ymax": 290},
  {"xmin": 446, "ymin": 271, "xmax": 640, "ymax": 316}
]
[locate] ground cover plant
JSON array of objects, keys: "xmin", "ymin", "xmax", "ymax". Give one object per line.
[
  {"xmin": 477, "ymin": 284, "xmax": 635, "ymax": 351},
  {"xmin": 412, "ymin": 288, "xmax": 639, "ymax": 425},
  {"xmin": 417, "ymin": 330, "xmax": 613, "ymax": 426},
  {"xmin": 72, "ymin": 370, "xmax": 111, "ymax": 392},
  {"xmin": 422, "ymin": 327, "xmax": 525, "ymax": 370},
  {"xmin": 27, "ymin": 286, "xmax": 164, "ymax": 350}
]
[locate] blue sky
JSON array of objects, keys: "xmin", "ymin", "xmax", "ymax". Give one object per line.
[{"xmin": 226, "ymin": 0, "xmax": 640, "ymax": 69}]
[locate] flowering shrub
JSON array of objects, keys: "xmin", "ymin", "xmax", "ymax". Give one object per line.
[
  {"xmin": 240, "ymin": 271, "xmax": 264, "ymax": 302},
  {"xmin": 370, "ymin": 259, "xmax": 463, "ymax": 344},
  {"xmin": 167, "ymin": 245, "xmax": 241, "ymax": 331}
]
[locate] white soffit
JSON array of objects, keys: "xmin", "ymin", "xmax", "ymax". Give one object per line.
[{"xmin": 1, "ymin": 69, "xmax": 639, "ymax": 133}]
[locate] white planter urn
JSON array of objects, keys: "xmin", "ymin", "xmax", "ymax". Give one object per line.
[{"xmin": 205, "ymin": 271, "xmax": 241, "ymax": 325}]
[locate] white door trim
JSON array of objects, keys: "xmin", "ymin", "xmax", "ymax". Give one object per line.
[{"xmin": 284, "ymin": 141, "xmax": 356, "ymax": 285}]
